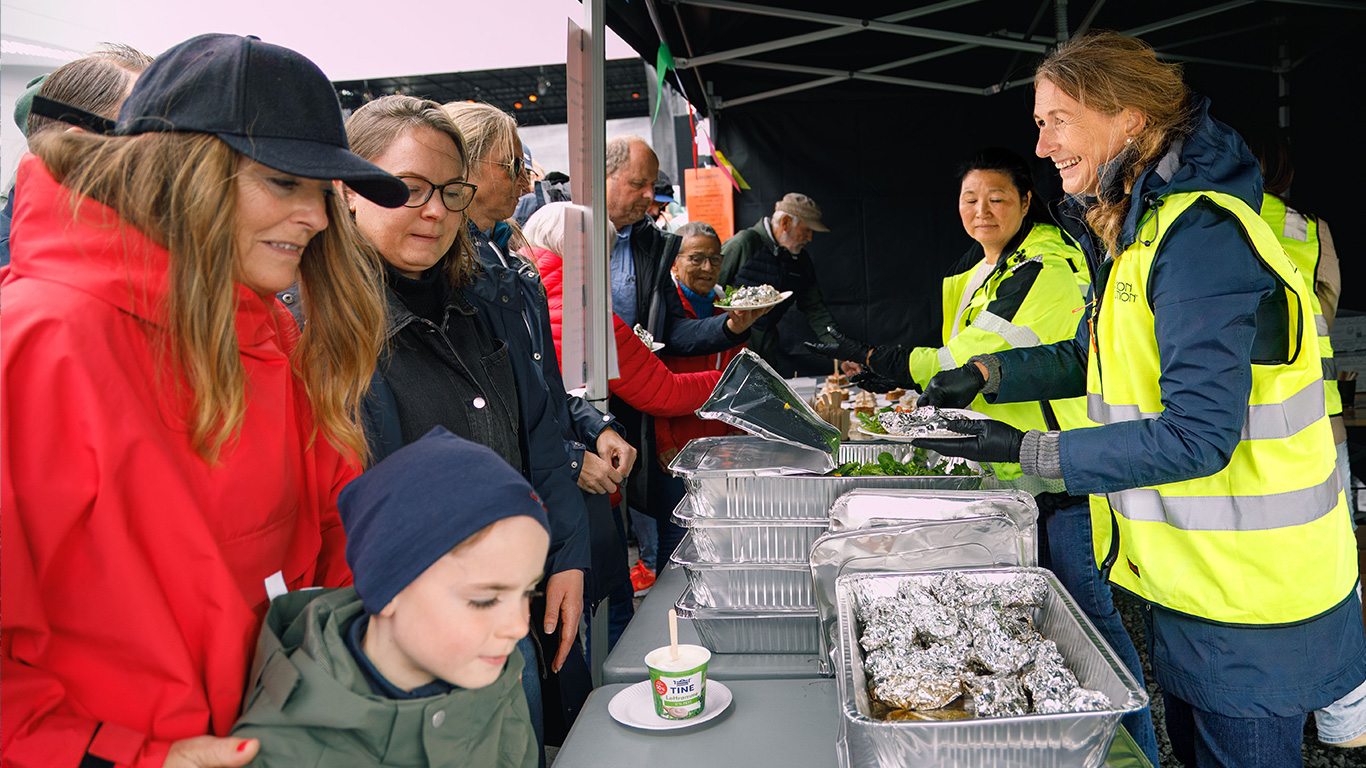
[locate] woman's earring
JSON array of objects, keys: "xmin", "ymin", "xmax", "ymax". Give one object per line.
[{"xmin": 1125, "ymin": 137, "xmax": 1133, "ymax": 145}]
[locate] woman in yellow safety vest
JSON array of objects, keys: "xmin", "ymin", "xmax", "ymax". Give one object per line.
[
  {"xmin": 809, "ymin": 146, "xmax": 1159, "ymax": 765},
  {"xmin": 917, "ymin": 32, "xmax": 1364, "ymax": 766}
]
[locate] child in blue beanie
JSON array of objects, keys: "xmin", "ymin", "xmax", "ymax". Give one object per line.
[{"xmin": 232, "ymin": 427, "xmax": 549, "ymax": 768}]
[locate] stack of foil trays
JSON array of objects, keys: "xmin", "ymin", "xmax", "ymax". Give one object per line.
[
  {"xmin": 668, "ymin": 437, "xmax": 1003, "ymax": 655},
  {"xmin": 828, "ymin": 569, "xmax": 1148, "ymax": 768}
]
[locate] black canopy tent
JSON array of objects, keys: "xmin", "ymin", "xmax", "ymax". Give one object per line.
[{"xmin": 605, "ymin": 0, "xmax": 1366, "ymax": 376}]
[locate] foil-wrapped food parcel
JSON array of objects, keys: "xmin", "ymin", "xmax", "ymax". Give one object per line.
[{"xmin": 854, "ymin": 572, "xmax": 1111, "ymax": 720}]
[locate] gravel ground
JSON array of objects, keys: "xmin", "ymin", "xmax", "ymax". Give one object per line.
[{"xmin": 1113, "ymin": 589, "xmax": 1364, "ymax": 767}]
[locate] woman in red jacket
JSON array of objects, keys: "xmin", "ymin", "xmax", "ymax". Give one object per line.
[
  {"xmin": 1, "ymin": 35, "xmax": 405, "ymax": 768},
  {"xmin": 654, "ymin": 222, "xmax": 746, "ymax": 467}
]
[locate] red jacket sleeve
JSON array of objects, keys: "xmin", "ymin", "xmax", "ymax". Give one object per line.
[
  {"xmin": 608, "ymin": 318, "xmax": 721, "ymax": 417},
  {"xmin": 530, "ymin": 247, "xmax": 567, "ymax": 367}
]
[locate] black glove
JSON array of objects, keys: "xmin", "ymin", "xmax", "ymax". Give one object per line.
[
  {"xmin": 919, "ymin": 364, "xmax": 986, "ymax": 408},
  {"xmin": 849, "ymin": 369, "xmax": 900, "ymax": 393},
  {"xmin": 804, "ymin": 326, "xmax": 871, "ymax": 365},
  {"xmin": 913, "ymin": 419, "xmax": 1024, "ymax": 464}
]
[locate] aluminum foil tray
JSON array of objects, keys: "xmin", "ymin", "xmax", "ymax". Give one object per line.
[
  {"xmin": 828, "ymin": 489, "xmax": 1039, "ymax": 567},
  {"xmin": 672, "ymin": 498, "xmax": 827, "ymax": 563},
  {"xmin": 670, "ymin": 437, "xmax": 985, "ymax": 520},
  {"xmin": 833, "ymin": 568, "xmax": 1147, "ymax": 768},
  {"xmin": 671, "ymin": 535, "xmax": 815, "ymax": 608},
  {"xmin": 675, "ymin": 584, "xmax": 822, "ymax": 654}
]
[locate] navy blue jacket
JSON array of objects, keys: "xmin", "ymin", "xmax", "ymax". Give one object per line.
[
  {"xmin": 993, "ymin": 96, "xmax": 1366, "ymax": 716},
  {"xmin": 461, "ymin": 225, "xmax": 596, "ymax": 576}
]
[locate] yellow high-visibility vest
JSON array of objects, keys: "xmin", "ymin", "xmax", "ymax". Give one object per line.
[
  {"xmin": 1261, "ymin": 193, "xmax": 1342, "ymax": 417},
  {"xmin": 909, "ymin": 223, "xmax": 1089, "ymax": 482},
  {"xmin": 1086, "ymin": 190, "xmax": 1352, "ymax": 625}
]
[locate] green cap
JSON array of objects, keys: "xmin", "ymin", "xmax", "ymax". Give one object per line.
[{"xmin": 13, "ymin": 74, "xmax": 49, "ymax": 137}]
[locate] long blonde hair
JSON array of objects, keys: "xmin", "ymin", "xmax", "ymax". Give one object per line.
[
  {"xmin": 1036, "ymin": 31, "xmax": 1191, "ymax": 257},
  {"xmin": 345, "ymin": 95, "xmax": 475, "ymax": 287},
  {"xmin": 31, "ymin": 130, "xmax": 384, "ymax": 464}
]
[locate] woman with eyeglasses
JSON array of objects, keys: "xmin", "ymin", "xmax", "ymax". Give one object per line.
[{"xmin": 345, "ymin": 96, "xmax": 601, "ymax": 765}]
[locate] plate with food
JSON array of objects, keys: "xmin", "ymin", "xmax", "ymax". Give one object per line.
[
  {"xmin": 715, "ymin": 284, "xmax": 794, "ymax": 312},
  {"xmin": 632, "ymin": 323, "xmax": 666, "ymax": 353},
  {"xmin": 855, "ymin": 406, "xmax": 988, "ymax": 441}
]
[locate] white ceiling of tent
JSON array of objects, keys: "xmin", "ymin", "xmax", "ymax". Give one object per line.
[{"xmin": 0, "ymin": 0, "xmax": 637, "ymax": 79}]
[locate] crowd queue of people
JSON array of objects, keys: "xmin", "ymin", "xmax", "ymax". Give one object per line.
[{"xmin": 0, "ymin": 28, "xmax": 1360, "ymax": 768}]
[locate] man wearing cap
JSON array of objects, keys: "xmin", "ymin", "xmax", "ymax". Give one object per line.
[
  {"xmin": 646, "ymin": 171, "xmax": 677, "ymax": 229},
  {"xmin": 719, "ymin": 193, "xmax": 844, "ymax": 373}
]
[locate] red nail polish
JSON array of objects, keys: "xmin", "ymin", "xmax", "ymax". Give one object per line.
[{"xmin": 237, "ymin": 742, "xmax": 248, "ymax": 752}]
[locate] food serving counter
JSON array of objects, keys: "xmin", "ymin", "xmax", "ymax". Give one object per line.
[{"xmin": 552, "ymin": 678, "xmax": 1152, "ymax": 768}]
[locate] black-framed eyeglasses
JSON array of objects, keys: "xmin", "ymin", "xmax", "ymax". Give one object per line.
[
  {"xmin": 683, "ymin": 254, "xmax": 722, "ymax": 267},
  {"xmin": 477, "ymin": 155, "xmax": 529, "ymax": 182},
  {"xmin": 398, "ymin": 175, "xmax": 478, "ymax": 212}
]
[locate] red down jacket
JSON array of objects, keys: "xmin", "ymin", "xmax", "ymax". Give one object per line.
[
  {"xmin": 1, "ymin": 156, "xmax": 356, "ymax": 768},
  {"xmin": 530, "ymin": 246, "xmax": 719, "ymax": 418},
  {"xmin": 654, "ymin": 277, "xmax": 744, "ymax": 456}
]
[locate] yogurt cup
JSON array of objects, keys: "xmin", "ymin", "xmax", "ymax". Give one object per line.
[{"xmin": 644, "ymin": 644, "xmax": 710, "ymax": 720}]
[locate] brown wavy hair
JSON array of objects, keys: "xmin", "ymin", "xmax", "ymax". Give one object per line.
[
  {"xmin": 30, "ymin": 130, "xmax": 385, "ymax": 465},
  {"xmin": 1036, "ymin": 31, "xmax": 1192, "ymax": 257},
  {"xmin": 345, "ymin": 95, "xmax": 475, "ymax": 287}
]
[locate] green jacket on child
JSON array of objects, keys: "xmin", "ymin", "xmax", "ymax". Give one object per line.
[{"xmin": 232, "ymin": 587, "xmax": 537, "ymax": 768}]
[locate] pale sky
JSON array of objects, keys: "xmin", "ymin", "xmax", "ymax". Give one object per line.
[{"xmin": 1, "ymin": 0, "xmax": 639, "ymax": 79}]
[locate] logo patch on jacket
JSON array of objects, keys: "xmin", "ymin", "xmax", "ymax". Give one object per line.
[
  {"xmin": 1114, "ymin": 280, "xmax": 1137, "ymax": 303},
  {"xmin": 1127, "ymin": 558, "xmax": 1141, "ymax": 578}
]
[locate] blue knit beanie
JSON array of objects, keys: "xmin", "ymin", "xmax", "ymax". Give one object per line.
[{"xmin": 338, "ymin": 427, "xmax": 551, "ymax": 614}]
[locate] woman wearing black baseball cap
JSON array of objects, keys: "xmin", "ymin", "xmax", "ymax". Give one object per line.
[{"xmin": 2, "ymin": 34, "xmax": 406, "ymax": 767}]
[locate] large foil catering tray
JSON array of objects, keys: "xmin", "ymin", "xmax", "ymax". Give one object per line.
[
  {"xmin": 675, "ymin": 583, "xmax": 822, "ymax": 654},
  {"xmin": 671, "ymin": 535, "xmax": 815, "ymax": 609},
  {"xmin": 669, "ymin": 436, "xmax": 986, "ymax": 520},
  {"xmin": 833, "ymin": 568, "xmax": 1147, "ymax": 768},
  {"xmin": 827, "ymin": 488, "xmax": 1039, "ymax": 567},
  {"xmin": 671, "ymin": 496, "xmax": 827, "ymax": 564}
]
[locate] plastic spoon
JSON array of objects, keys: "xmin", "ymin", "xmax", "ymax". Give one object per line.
[{"xmin": 668, "ymin": 608, "xmax": 679, "ymax": 662}]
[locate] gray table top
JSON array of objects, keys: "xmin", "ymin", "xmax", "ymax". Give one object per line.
[
  {"xmin": 553, "ymin": 678, "xmax": 1149, "ymax": 768},
  {"xmin": 602, "ymin": 563, "xmax": 825, "ymax": 684},
  {"xmin": 553, "ymin": 678, "xmax": 839, "ymax": 767}
]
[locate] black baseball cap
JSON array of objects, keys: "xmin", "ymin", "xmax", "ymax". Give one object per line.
[{"xmin": 33, "ymin": 34, "xmax": 407, "ymax": 208}]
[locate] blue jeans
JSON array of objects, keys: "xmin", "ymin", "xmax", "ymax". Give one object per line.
[
  {"xmin": 1164, "ymin": 691, "xmax": 1306, "ymax": 767},
  {"xmin": 628, "ymin": 506, "xmax": 658, "ymax": 571},
  {"xmin": 1041, "ymin": 501, "xmax": 1160, "ymax": 768},
  {"xmin": 517, "ymin": 634, "xmax": 545, "ymax": 767}
]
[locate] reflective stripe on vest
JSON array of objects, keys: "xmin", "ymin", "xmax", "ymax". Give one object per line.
[
  {"xmin": 1261, "ymin": 193, "xmax": 1342, "ymax": 416},
  {"xmin": 973, "ymin": 310, "xmax": 1042, "ymax": 349},
  {"xmin": 1086, "ymin": 190, "xmax": 1352, "ymax": 625},
  {"xmin": 1106, "ymin": 470, "xmax": 1341, "ymax": 531},
  {"xmin": 1087, "ymin": 376, "xmax": 1325, "ymax": 441}
]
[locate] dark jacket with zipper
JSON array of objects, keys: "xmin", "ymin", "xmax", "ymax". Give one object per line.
[
  {"xmin": 362, "ymin": 263, "xmax": 587, "ymax": 576},
  {"xmin": 717, "ymin": 218, "xmax": 839, "ymax": 365},
  {"xmin": 988, "ymin": 94, "xmax": 1366, "ymax": 718}
]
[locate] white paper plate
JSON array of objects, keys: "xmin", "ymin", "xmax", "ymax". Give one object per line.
[
  {"xmin": 608, "ymin": 679, "xmax": 733, "ymax": 731},
  {"xmin": 857, "ymin": 408, "xmax": 989, "ymax": 441},
  {"xmin": 716, "ymin": 290, "xmax": 794, "ymax": 312}
]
